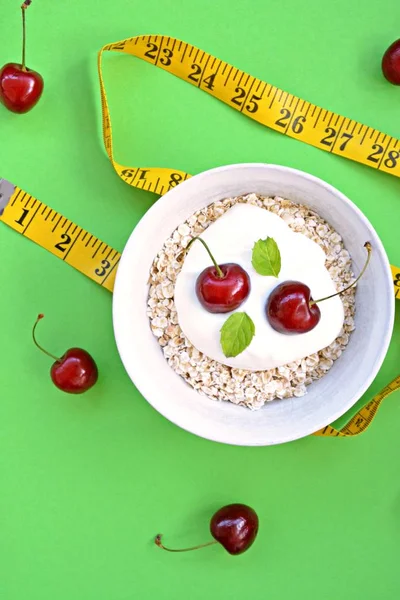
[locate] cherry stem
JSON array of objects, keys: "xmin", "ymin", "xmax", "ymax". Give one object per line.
[
  {"xmin": 310, "ymin": 241, "xmax": 372, "ymax": 306},
  {"xmin": 32, "ymin": 314, "xmax": 62, "ymax": 362},
  {"xmin": 186, "ymin": 236, "xmax": 224, "ymax": 278},
  {"xmin": 155, "ymin": 534, "xmax": 218, "ymax": 553},
  {"xmin": 21, "ymin": 7, "xmax": 26, "ymax": 70},
  {"xmin": 21, "ymin": 1, "xmax": 32, "ymax": 70}
]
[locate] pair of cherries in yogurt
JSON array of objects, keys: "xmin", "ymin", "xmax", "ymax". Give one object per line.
[{"xmin": 192, "ymin": 237, "xmax": 372, "ymax": 334}]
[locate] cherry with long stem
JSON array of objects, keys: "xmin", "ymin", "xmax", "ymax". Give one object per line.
[
  {"xmin": 155, "ymin": 535, "xmax": 218, "ymax": 553},
  {"xmin": 155, "ymin": 504, "xmax": 259, "ymax": 556},
  {"xmin": 267, "ymin": 242, "xmax": 372, "ymax": 335},
  {"xmin": 0, "ymin": 0, "xmax": 43, "ymax": 114},
  {"xmin": 32, "ymin": 314, "xmax": 61, "ymax": 362},
  {"xmin": 32, "ymin": 314, "xmax": 99, "ymax": 394},
  {"xmin": 310, "ymin": 241, "xmax": 372, "ymax": 306}
]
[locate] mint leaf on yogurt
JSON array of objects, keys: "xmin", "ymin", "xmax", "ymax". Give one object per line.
[
  {"xmin": 220, "ymin": 312, "xmax": 255, "ymax": 358},
  {"xmin": 252, "ymin": 237, "xmax": 281, "ymax": 277}
]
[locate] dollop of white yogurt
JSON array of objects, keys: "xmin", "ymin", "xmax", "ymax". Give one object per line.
[{"xmin": 174, "ymin": 203, "xmax": 344, "ymax": 371}]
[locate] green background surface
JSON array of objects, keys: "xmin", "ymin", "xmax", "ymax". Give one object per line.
[{"xmin": 1, "ymin": 1, "xmax": 399, "ymax": 598}]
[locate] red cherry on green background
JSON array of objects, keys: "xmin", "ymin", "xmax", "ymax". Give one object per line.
[
  {"xmin": 382, "ymin": 39, "xmax": 400, "ymax": 85},
  {"xmin": 0, "ymin": 2, "xmax": 44, "ymax": 114},
  {"xmin": 0, "ymin": 63, "xmax": 43, "ymax": 113},
  {"xmin": 155, "ymin": 503, "xmax": 259, "ymax": 555},
  {"xmin": 50, "ymin": 348, "xmax": 98, "ymax": 394},
  {"xmin": 210, "ymin": 503, "xmax": 259, "ymax": 555},
  {"xmin": 32, "ymin": 314, "xmax": 98, "ymax": 394}
]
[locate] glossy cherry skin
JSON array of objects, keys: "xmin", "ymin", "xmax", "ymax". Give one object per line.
[
  {"xmin": 382, "ymin": 39, "xmax": 400, "ymax": 85},
  {"xmin": 0, "ymin": 63, "xmax": 44, "ymax": 113},
  {"xmin": 266, "ymin": 280, "xmax": 321, "ymax": 334},
  {"xmin": 195, "ymin": 263, "xmax": 250, "ymax": 313},
  {"xmin": 50, "ymin": 348, "xmax": 98, "ymax": 394},
  {"xmin": 210, "ymin": 504, "xmax": 259, "ymax": 555}
]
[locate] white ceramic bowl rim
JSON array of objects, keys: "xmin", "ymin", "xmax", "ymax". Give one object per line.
[{"xmin": 112, "ymin": 163, "xmax": 394, "ymax": 446}]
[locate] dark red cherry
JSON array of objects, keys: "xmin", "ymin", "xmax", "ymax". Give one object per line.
[
  {"xmin": 382, "ymin": 39, "xmax": 400, "ymax": 85},
  {"xmin": 0, "ymin": 2, "xmax": 44, "ymax": 113},
  {"xmin": 210, "ymin": 503, "xmax": 259, "ymax": 555},
  {"xmin": 0, "ymin": 63, "xmax": 43, "ymax": 113},
  {"xmin": 32, "ymin": 315, "xmax": 98, "ymax": 394},
  {"xmin": 266, "ymin": 281, "xmax": 321, "ymax": 334},
  {"xmin": 266, "ymin": 243, "xmax": 372, "ymax": 335},
  {"xmin": 50, "ymin": 348, "xmax": 98, "ymax": 394},
  {"xmin": 155, "ymin": 503, "xmax": 259, "ymax": 555},
  {"xmin": 186, "ymin": 236, "xmax": 250, "ymax": 313},
  {"xmin": 196, "ymin": 263, "xmax": 250, "ymax": 313}
]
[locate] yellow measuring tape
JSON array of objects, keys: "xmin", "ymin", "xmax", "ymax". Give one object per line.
[
  {"xmin": 98, "ymin": 35, "xmax": 400, "ymax": 189},
  {"xmin": 1, "ymin": 34, "xmax": 399, "ymax": 437},
  {"xmin": 0, "ymin": 183, "xmax": 120, "ymax": 292},
  {"xmin": 313, "ymin": 374, "xmax": 400, "ymax": 437}
]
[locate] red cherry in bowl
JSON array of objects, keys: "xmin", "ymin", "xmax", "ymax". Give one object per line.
[
  {"xmin": 266, "ymin": 242, "xmax": 372, "ymax": 335},
  {"xmin": 187, "ymin": 236, "xmax": 250, "ymax": 313},
  {"xmin": 0, "ymin": 63, "xmax": 43, "ymax": 113},
  {"xmin": 267, "ymin": 280, "xmax": 321, "ymax": 334},
  {"xmin": 382, "ymin": 39, "xmax": 400, "ymax": 85},
  {"xmin": 0, "ymin": 2, "xmax": 44, "ymax": 114},
  {"xmin": 196, "ymin": 263, "xmax": 250, "ymax": 313},
  {"xmin": 155, "ymin": 503, "xmax": 259, "ymax": 555},
  {"xmin": 32, "ymin": 314, "xmax": 98, "ymax": 394}
]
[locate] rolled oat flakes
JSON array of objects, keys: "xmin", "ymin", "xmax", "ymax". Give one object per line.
[{"xmin": 147, "ymin": 193, "xmax": 355, "ymax": 410}]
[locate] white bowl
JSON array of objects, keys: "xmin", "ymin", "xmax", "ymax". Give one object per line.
[{"xmin": 112, "ymin": 164, "xmax": 394, "ymax": 446}]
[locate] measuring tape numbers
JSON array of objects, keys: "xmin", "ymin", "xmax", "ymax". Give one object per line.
[
  {"xmin": 1, "ymin": 33, "xmax": 400, "ymax": 437},
  {"xmin": 0, "ymin": 182, "xmax": 120, "ymax": 292},
  {"xmin": 98, "ymin": 35, "xmax": 400, "ymax": 191}
]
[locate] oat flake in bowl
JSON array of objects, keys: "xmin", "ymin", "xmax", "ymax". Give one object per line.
[{"xmin": 147, "ymin": 193, "xmax": 356, "ymax": 410}]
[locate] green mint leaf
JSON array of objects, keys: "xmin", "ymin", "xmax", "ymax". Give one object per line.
[
  {"xmin": 252, "ymin": 237, "xmax": 281, "ymax": 277},
  {"xmin": 220, "ymin": 312, "xmax": 255, "ymax": 358}
]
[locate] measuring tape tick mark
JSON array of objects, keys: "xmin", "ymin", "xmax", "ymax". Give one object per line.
[{"xmin": 0, "ymin": 179, "xmax": 120, "ymax": 293}]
